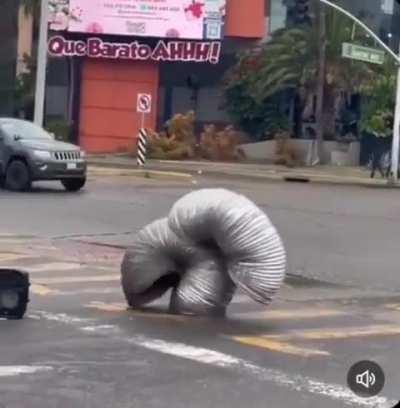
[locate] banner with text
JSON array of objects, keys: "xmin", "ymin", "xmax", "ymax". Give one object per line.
[
  {"xmin": 49, "ymin": 0, "xmax": 226, "ymax": 40},
  {"xmin": 48, "ymin": 35, "xmax": 221, "ymax": 64}
]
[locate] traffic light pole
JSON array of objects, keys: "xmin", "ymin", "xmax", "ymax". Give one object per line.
[
  {"xmin": 33, "ymin": 0, "xmax": 49, "ymax": 127},
  {"xmin": 318, "ymin": 0, "xmax": 400, "ymax": 183},
  {"xmin": 391, "ymin": 55, "xmax": 400, "ymax": 182}
]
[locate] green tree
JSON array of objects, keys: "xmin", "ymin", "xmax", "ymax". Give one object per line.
[
  {"xmin": 360, "ymin": 62, "xmax": 396, "ymax": 138},
  {"xmin": 224, "ymin": 6, "xmax": 374, "ymax": 141}
]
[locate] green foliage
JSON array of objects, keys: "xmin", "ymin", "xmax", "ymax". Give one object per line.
[
  {"xmin": 45, "ymin": 119, "xmax": 71, "ymax": 142},
  {"xmin": 14, "ymin": 54, "xmax": 36, "ymax": 118},
  {"xmin": 223, "ymin": 8, "xmax": 375, "ymax": 138},
  {"xmin": 223, "ymin": 55, "xmax": 291, "ymax": 140},
  {"xmin": 360, "ymin": 63, "xmax": 396, "ymax": 138}
]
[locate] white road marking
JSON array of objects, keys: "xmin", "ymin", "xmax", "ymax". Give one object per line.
[
  {"xmin": 0, "ymin": 366, "xmax": 52, "ymax": 377},
  {"xmin": 34, "ymin": 311, "xmax": 396, "ymax": 408},
  {"xmin": 29, "ymin": 312, "xmax": 94, "ymax": 324}
]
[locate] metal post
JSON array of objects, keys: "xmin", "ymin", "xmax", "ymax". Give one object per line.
[
  {"xmin": 34, "ymin": 0, "xmax": 49, "ymax": 126},
  {"xmin": 390, "ymin": 56, "xmax": 400, "ymax": 183},
  {"xmin": 137, "ymin": 128, "xmax": 148, "ymax": 167}
]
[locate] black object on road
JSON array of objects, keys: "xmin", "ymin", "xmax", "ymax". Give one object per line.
[{"xmin": 0, "ymin": 269, "xmax": 30, "ymax": 320}]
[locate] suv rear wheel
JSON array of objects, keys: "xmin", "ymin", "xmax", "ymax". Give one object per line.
[
  {"xmin": 5, "ymin": 160, "xmax": 31, "ymax": 191},
  {"xmin": 61, "ymin": 177, "xmax": 86, "ymax": 192}
]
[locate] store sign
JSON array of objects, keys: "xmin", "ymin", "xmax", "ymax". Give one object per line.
[
  {"xmin": 48, "ymin": 36, "xmax": 222, "ymax": 64},
  {"xmin": 53, "ymin": 0, "xmax": 226, "ymax": 40}
]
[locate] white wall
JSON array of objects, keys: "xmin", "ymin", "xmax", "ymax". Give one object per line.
[{"xmin": 240, "ymin": 139, "xmax": 361, "ymax": 166}]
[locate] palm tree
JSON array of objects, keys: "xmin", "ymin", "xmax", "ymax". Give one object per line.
[
  {"xmin": 251, "ymin": 7, "xmax": 374, "ymax": 139},
  {"xmin": 20, "ymin": 0, "xmax": 40, "ymax": 21}
]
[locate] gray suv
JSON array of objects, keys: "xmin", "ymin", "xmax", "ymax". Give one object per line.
[{"xmin": 0, "ymin": 118, "xmax": 87, "ymax": 192}]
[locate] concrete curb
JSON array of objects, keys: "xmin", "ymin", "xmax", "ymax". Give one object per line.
[
  {"xmin": 87, "ymin": 159, "xmax": 398, "ymax": 189},
  {"xmin": 88, "ymin": 164, "xmax": 193, "ymax": 182}
]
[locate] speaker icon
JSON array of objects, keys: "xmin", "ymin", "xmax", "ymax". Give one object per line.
[
  {"xmin": 348, "ymin": 360, "xmax": 385, "ymax": 398},
  {"xmin": 356, "ymin": 370, "xmax": 376, "ymax": 389}
]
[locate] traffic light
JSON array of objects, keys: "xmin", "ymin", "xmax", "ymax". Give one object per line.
[{"xmin": 286, "ymin": 0, "xmax": 312, "ymax": 26}]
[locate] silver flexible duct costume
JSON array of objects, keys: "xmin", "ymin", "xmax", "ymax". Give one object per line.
[{"xmin": 121, "ymin": 189, "xmax": 286, "ymax": 315}]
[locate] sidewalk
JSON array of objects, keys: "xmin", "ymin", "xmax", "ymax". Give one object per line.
[{"xmin": 87, "ymin": 155, "xmax": 397, "ymax": 188}]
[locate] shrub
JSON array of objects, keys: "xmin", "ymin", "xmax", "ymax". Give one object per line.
[{"xmin": 45, "ymin": 119, "xmax": 71, "ymax": 142}]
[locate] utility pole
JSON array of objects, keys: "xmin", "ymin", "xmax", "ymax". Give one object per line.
[
  {"xmin": 390, "ymin": 45, "xmax": 400, "ymax": 183},
  {"xmin": 34, "ymin": 0, "xmax": 49, "ymax": 127},
  {"xmin": 314, "ymin": 1, "xmax": 326, "ymax": 165},
  {"xmin": 318, "ymin": 0, "xmax": 400, "ymax": 184}
]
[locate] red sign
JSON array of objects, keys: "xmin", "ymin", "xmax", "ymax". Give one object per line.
[{"xmin": 48, "ymin": 36, "xmax": 221, "ymax": 64}]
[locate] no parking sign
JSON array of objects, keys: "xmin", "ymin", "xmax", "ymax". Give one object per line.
[{"xmin": 137, "ymin": 93, "xmax": 152, "ymax": 114}]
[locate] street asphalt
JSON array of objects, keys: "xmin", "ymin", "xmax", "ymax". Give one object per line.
[{"xmin": 0, "ymin": 171, "xmax": 399, "ymax": 408}]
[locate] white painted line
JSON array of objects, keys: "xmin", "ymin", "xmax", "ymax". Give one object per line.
[
  {"xmin": 126, "ymin": 337, "xmax": 391, "ymax": 408},
  {"xmin": 0, "ymin": 366, "xmax": 52, "ymax": 377},
  {"xmin": 29, "ymin": 312, "xmax": 94, "ymax": 324},
  {"xmin": 33, "ymin": 312, "xmax": 396, "ymax": 408}
]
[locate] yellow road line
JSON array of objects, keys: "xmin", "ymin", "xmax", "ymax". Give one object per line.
[
  {"xmin": 386, "ymin": 304, "xmax": 400, "ymax": 311},
  {"xmin": 31, "ymin": 284, "xmax": 60, "ymax": 296},
  {"xmin": 264, "ymin": 324, "xmax": 400, "ymax": 341},
  {"xmin": 232, "ymin": 308, "xmax": 345, "ymax": 320},
  {"xmin": 85, "ymin": 301, "xmax": 190, "ymax": 322},
  {"xmin": 33, "ymin": 274, "xmax": 119, "ymax": 285},
  {"xmin": 86, "ymin": 301, "xmax": 127, "ymax": 312},
  {"xmin": 232, "ymin": 336, "xmax": 330, "ymax": 357}
]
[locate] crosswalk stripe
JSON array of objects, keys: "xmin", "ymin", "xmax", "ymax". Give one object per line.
[
  {"xmin": 86, "ymin": 301, "xmax": 126, "ymax": 312},
  {"xmin": 231, "ymin": 336, "xmax": 330, "ymax": 357},
  {"xmin": 231, "ymin": 308, "xmax": 344, "ymax": 320},
  {"xmin": 386, "ymin": 303, "xmax": 400, "ymax": 311},
  {"xmin": 28, "ymin": 262, "xmax": 83, "ymax": 273},
  {"xmin": 33, "ymin": 274, "xmax": 120, "ymax": 285},
  {"xmin": 261, "ymin": 324, "xmax": 400, "ymax": 341},
  {"xmin": 0, "ymin": 253, "xmax": 30, "ymax": 263},
  {"xmin": 85, "ymin": 301, "xmax": 190, "ymax": 322},
  {"xmin": 0, "ymin": 366, "xmax": 53, "ymax": 377},
  {"xmin": 31, "ymin": 285, "xmax": 60, "ymax": 296}
]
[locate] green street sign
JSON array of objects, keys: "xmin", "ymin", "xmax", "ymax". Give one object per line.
[{"xmin": 342, "ymin": 42, "xmax": 385, "ymax": 65}]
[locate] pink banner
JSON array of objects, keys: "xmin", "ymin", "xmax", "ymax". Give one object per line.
[{"xmin": 62, "ymin": 0, "xmax": 225, "ymax": 40}]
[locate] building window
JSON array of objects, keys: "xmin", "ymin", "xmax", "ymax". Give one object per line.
[{"xmin": 268, "ymin": 0, "xmax": 287, "ymax": 33}]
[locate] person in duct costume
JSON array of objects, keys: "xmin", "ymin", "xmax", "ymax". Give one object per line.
[{"xmin": 121, "ymin": 189, "xmax": 286, "ymax": 316}]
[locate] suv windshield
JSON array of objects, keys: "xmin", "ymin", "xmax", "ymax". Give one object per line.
[{"xmin": 1, "ymin": 120, "xmax": 52, "ymax": 140}]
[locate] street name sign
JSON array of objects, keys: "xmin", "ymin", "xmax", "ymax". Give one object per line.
[{"xmin": 342, "ymin": 42, "xmax": 385, "ymax": 65}]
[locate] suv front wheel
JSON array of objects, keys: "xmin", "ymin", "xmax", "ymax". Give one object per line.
[
  {"xmin": 5, "ymin": 160, "xmax": 32, "ymax": 191},
  {"xmin": 61, "ymin": 177, "xmax": 86, "ymax": 192}
]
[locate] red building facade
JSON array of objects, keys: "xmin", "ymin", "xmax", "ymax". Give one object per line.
[{"xmin": 48, "ymin": 0, "xmax": 267, "ymax": 153}]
